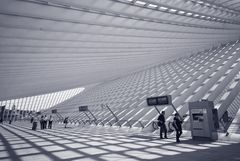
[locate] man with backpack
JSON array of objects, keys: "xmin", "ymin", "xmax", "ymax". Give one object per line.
[{"xmin": 173, "ymin": 113, "xmax": 183, "ymax": 143}]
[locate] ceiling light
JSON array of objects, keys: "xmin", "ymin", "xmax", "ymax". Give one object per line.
[
  {"xmin": 178, "ymin": 11, "xmax": 185, "ymax": 14},
  {"xmin": 148, "ymin": 4, "xmax": 158, "ymax": 8},
  {"xmin": 123, "ymin": 0, "xmax": 133, "ymax": 2},
  {"xmin": 186, "ymin": 12, "xmax": 193, "ymax": 16},
  {"xmin": 200, "ymin": 15, "xmax": 205, "ymax": 18},
  {"xmin": 159, "ymin": 6, "xmax": 168, "ymax": 11},
  {"xmin": 169, "ymin": 9, "xmax": 177, "ymax": 12},
  {"xmin": 197, "ymin": 1, "xmax": 204, "ymax": 4},
  {"xmin": 193, "ymin": 14, "xmax": 199, "ymax": 17},
  {"xmin": 135, "ymin": 0, "xmax": 146, "ymax": 6}
]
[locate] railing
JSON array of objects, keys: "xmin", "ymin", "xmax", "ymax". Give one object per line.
[
  {"xmin": 2, "ymin": 112, "xmax": 239, "ymax": 135},
  {"xmin": 54, "ymin": 118, "xmax": 152, "ymax": 129},
  {"xmin": 54, "ymin": 118, "xmax": 175, "ymax": 134}
]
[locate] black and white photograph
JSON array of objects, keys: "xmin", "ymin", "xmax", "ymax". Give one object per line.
[{"xmin": 0, "ymin": 0, "xmax": 240, "ymax": 161}]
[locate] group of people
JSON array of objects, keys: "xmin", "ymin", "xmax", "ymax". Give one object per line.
[
  {"xmin": 31, "ymin": 115, "xmax": 53, "ymax": 130},
  {"xmin": 40, "ymin": 115, "xmax": 54, "ymax": 129},
  {"xmin": 157, "ymin": 111, "xmax": 183, "ymax": 143},
  {"xmin": 30, "ymin": 110, "xmax": 182, "ymax": 141}
]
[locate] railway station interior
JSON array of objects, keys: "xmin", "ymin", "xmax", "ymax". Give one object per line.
[{"xmin": 0, "ymin": 0, "xmax": 240, "ymax": 161}]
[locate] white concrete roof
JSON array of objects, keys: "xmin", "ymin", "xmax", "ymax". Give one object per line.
[{"xmin": 0, "ymin": 0, "xmax": 240, "ymax": 100}]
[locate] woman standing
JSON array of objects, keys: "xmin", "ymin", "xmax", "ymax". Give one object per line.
[{"xmin": 32, "ymin": 115, "xmax": 38, "ymax": 131}]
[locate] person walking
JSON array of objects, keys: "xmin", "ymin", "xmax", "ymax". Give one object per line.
[
  {"xmin": 48, "ymin": 115, "xmax": 53, "ymax": 129},
  {"xmin": 173, "ymin": 113, "xmax": 183, "ymax": 143},
  {"xmin": 63, "ymin": 117, "xmax": 68, "ymax": 128},
  {"xmin": 158, "ymin": 111, "xmax": 167, "ymax": 139}
]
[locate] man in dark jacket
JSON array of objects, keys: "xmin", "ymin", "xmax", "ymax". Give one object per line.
[
  {"xmin": 173, "ymin": 113, "xmax": 183, "ymax": 143},
  {"xmin": 40, "ymin": 115, "xmax": 44, "ymax": 130},
  {"xmin": 158, "ymin": 111, "xmax": 167, "ymax": 139},
  {"xmin": 64, "ymin": 117, "xmax": 68, "ymax": 128}
]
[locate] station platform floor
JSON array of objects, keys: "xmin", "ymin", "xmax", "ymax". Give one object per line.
[{"xmin": 0, "ymin": 122, "xmax": 240, "ymax": 161}]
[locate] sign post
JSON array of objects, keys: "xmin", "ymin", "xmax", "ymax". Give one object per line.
[
  {"xmin": 147, "ymin": 95, "xmax": 183, "ymax": 120},
  {"xmin": 101, "ymin": 104, "xmax": 121, "ymax": 127},
  {"xmin": 79, "ymin": 106, "xmax": 98, "ymax": 125}
]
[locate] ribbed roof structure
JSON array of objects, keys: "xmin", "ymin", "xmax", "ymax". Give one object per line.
[{"xmin": 1, "ymin": 0, "xmax": 240, "ymax": 101}]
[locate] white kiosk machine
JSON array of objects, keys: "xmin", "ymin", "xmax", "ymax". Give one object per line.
[{"xmin": 189, "ymin": 100, "xmax": 218, "ymax": 140}]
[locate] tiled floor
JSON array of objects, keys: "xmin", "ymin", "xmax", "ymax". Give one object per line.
[{"xmin": 0, "ymin": 122, "xmax": 240, "ymax": 161}]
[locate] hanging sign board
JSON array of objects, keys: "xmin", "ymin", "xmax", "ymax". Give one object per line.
[
  {"xmin": 52, "ymin": 109, "xmax": 57, "ymax": 114},
  {"xmin": 79, "ymin": 106, "xmax": 88, "ymax": 112},
  {"xmin": 147, "ymin": 95, "xmax": 172, "ymax": 106}
]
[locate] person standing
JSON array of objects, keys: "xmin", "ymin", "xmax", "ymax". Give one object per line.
[
  {"xmin": 32, "ymin": 115, "xmax": 38, "ymax": 131},
  {"xmin": 158, "ymin": 111, "xmax": 167, "ymax": 139},
  {"xmin": 30, "ymin": 116, "xmax": 34, "ymax": 123},
  {"xmin": 43, "ymin": 115, "xmax": 48, "ymax": 129},
  {"xmin": 48, "ymin": 115, "xmax": 53, "ymax": 129},
  {"xmin": 40, "ymin": 115, "xmax": 44, "ymax": 130},
  {"xmin": 173, "ymin": 113, "xmax": 183, "ymax": 143}
]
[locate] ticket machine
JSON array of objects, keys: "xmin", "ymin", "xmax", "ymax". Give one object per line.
[{"xmin": 188, "ymin": 100, "xmax": 218, "ymax": 140}]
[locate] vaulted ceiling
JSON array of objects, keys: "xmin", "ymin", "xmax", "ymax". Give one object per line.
[{"xmin": 0, "ymin": 0, "xmax": 240, "ymax": 101}]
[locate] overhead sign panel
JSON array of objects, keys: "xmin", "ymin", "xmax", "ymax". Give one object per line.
[
  {"xmin": 52, "ymin": 109, "xmax": 57, "ymax": 114},
  {"xmin": 147, "ymin": 95, "xmax": 172, "ymax": 106},
  {"xmin": 79, "ymin": 106, "xmax": 88, "ymax": 112}
]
